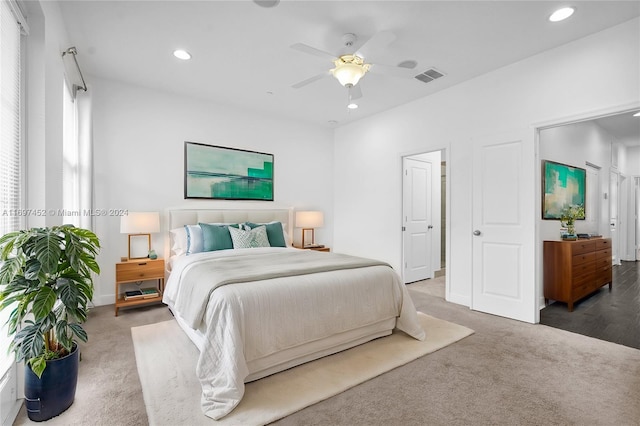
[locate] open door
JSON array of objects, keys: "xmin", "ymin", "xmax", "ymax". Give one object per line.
[
  {"xmin": 472, "ymin": 133, "xmax": 536, "ymax": 323},
  {"xmin": 402, "ymin": 157, "xmax": 434, "ymax": 283}
]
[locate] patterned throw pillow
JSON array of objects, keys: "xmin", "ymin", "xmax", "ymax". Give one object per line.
[{"xmin": 228, "ymin": 225, "xmax": 270, "ymax": 249}]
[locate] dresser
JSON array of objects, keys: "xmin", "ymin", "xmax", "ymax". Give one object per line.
[{"xmin": 543, "ymin": 238, "xmax": 612, "ymax": 312}]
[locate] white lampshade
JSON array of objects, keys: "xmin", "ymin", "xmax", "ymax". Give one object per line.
[
  {"xmin": 331, "ymin": 63, "xmax": 366, "ymax": 87},
  {"xmin": 295, "ymin": 211, "xmax": 324, "ymax": 228},
  {"xmin": 120, "ymin": 212, "xmax": 160, "ymax": 234}
]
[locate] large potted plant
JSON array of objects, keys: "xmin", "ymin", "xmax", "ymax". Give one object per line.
[{"xmin": 0, "ymin": 225, "xmax": 100, "ymax": 421}]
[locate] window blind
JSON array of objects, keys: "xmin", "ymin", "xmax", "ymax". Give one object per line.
[
  {"xmin": 0, "ymin": 0, "xmax": 24, "ymax": 377},
  {"xmin": 0, "ymin": 0, "xmax": 22, "ymax": 235}
]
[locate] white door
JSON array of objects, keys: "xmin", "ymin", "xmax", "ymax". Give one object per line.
[
  {"xmin": 610, "ymin": 170, "xmax": 619, "ymax": 265},
  {"xmin": 472, "ymin": 133, "xmax": 536, "ymax": 323},
  {"xmin": 585, "ymin": 167, "xmax": 600, "ymax": 233},
  {"xmin": 403, "ymin": 157, "xmax": 433, "ymax": 283}
]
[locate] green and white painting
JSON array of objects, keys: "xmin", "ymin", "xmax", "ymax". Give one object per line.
[
  {"xmin": 184, "ymin": 142, "xmax": 274, "ymax": 200},
  {"xmin": 542, "ymin": 160, "xmax": 585, "ymax": 219}
]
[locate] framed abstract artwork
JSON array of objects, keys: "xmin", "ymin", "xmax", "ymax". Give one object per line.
[
  {"xmin": 542, "ymin": 160, "xmax": 586, "ymax": 220},
  {"xmin": 184, "ymin": 142, "xmax": 274, "ymax": 201}
]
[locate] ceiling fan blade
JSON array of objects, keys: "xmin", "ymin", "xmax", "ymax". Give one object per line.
[
  {"xmin": 368, "ymin": 63, "xmax": 416, "ymax": 79},
  {"xmin": 350, "ymin": 84, "xmax": 363, "ymax": 100},
  {"xmin": 290, "ymin": 43, "xmax": 337, "ymax": 62},
  {"xmin": 291, "ymin": 72, "xmax": 330, "ymax": 89},
  {"xmin": 356, "ymin": 31, "xmax": 396, "ymax": 59}
]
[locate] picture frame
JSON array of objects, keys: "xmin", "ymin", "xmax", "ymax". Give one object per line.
[
  {"xmin": 542, "ymin": 160, "xmax": 586, "ymax": 220},
  {"xmin": 184, "ymin": 142, "xmax": 274, "ymax": 201}
]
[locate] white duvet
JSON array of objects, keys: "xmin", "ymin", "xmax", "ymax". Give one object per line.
[{"xmin": 163, "ymin": 247, "xmax": 425, "ymax": 420}]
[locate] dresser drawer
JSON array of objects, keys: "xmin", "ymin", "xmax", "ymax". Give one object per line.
[
  {"xmin": 595, "ymin": 248, "xmax": 611, "ymax": 259},
  {"xmin": 572, "ymin": 252, "xmax": 595, "ymax": 266},
  {"xmin": 571, "ymin": 260, "xmax": 595, "ymax": 277},
  {"xmin": 595, "ymin": 238, "xmax": 611, "ymax": 250},
  {"xmin": 116, "ymin": 260, "xmax": 164, "ymax": 282},
  {"xmin": 595, "ymin": 267, "xmax": 612, "ymax": 286},
  {"xmin": 571, "ymin": 240, "xmax": 596, "ymax": 255},
  {"xmin": 572, "ymin": 271, "xmax": 593, "ymax": 289},
  {"xmin": 596, "ymin": 257, "xmax": 611, "ymax": 269}
]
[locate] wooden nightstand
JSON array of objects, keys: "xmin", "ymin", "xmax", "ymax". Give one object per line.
[
  {"xmin": 115, "ymin": 258, "xmax": 165, "ymax": 316},
  {"xmin": 295, "ymin": 246, "xmax": 331, "ymax": 252}
]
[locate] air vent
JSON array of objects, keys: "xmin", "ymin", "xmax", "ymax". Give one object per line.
[{"xmin": 414, "ymin": 68, "xmax": 445, "ymax": 84}]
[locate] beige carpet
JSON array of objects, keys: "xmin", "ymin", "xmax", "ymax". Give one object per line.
[{"xmin": 131, "ymin": 312, "xmax": 473, "ymax": 426}]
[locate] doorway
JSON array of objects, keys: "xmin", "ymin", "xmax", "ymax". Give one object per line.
[
  {"xmin": 402, "ymin": 150, "xmax": 446, "ymax": 296},
  {"xmin": 537, "ymin": 108, "xmax": 640, "ymax": 349}
]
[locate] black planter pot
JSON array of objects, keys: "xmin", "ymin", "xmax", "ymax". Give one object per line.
[{"xmin": 24, "ymin": 343, "xmax": 79, "ymax": 422}]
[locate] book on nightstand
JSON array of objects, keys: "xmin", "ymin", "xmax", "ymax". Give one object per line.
[
  {"xmin": 124, "ymin": 290, "xmax": 144, "ymax": 300},
  {"xmin": 141, "ymin": 288, "xmax": 159, "ymax": 298}
]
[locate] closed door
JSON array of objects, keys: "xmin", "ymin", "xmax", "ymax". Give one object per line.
[
  {"xmin": 403, "ymin": 157, "xmax": 433, "ymax": 283},
  {"xmin": 472, "ymin": 133, "xmax": 536, "ymax": 323}
]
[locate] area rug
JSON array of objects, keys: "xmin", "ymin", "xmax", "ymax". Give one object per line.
[{"xmin": 131, "ymin": 312, "xmax": 473, "ymax": 426}]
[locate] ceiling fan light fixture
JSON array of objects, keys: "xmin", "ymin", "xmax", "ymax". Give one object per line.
[{"xmin": 331, "ymin": 54, "xmax": 370, "ymax": 87}]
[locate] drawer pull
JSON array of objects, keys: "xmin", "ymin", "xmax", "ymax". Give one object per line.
[{"xmin": 138, "ymin": 262, "xmax": 147, "ymax": 266}]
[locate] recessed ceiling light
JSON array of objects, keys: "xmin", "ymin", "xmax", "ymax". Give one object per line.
[
  {"xmin": 549, "ymin": 7, "xmax": 575, "ymax": 22},
  {"xmin": 173, "ymin": 49, "xmax": 191, "ymax": 60},
  {"xmin": 634, "ymin": 111, "xmax": 640, "ymax": 117},
  {"xmin": 253, "ymin": 0, "xmax": 280, "ymax": 8},
  {"xmin": 347, "ymin": 103, "xmax": 358, "ymax": 110}
]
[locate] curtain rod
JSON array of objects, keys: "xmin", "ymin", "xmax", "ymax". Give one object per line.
[{"xmin": 62, "ymin": 47, "xmax": 87, "ymax": 93}]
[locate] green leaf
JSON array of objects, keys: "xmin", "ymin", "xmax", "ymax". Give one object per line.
[
  {"xmin": 32, "ymin": 286, "xmax": 56, "ymax": 320},
  {"xmin": 68, "ymin": 323, "xmax": 88, "ymax": 342},
  {"xmin": 78, "ymin": 252, "xmax": 100, "ymax": 274},
  {"xmin": 15, "ymin": 324, "xmax": 44, "ymax": 361},
  {"xmin": 24, "ymin": 259, "xmax": 41, "ymax": 280},
  {"xmin": 29, "ymin": 355, "xmax": 47, "ymax": 379},
  {"xmin": 33, "ymin": 232, "xmax": 62, "ymax": 274},
  {"xmin": 0, "ymin": 257, "xmax": 22, "ymax": 285}
]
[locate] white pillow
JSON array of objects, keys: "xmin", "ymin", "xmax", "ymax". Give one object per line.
[
  {"xmin": 228, "ymin": 225, "xmax": 270, "ymax": 249},
  {"xmin": 169, "ymin": 227, "xmax": 187, "ymax": 256},
  {"xmin": 185, "ymin": 224, "xmax": 204, "ymax": 254}
]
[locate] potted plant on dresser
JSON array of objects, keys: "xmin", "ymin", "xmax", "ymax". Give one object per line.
[{"xmin": 0, "ymin": 225, "xmax": 100, "ymax": 421}]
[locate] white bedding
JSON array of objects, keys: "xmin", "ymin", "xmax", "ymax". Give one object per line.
[{"xmin": 163, "ymin": 247, "xmax": 425, "ymax": 420}]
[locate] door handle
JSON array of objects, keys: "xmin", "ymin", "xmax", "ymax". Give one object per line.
[
  {"xmin": 473, "ymin": 230, "xmax": 482, "ymax": 236},
  {"xmin": 428, "ymin": 225, "xmax": 433, "ymax": 229}
]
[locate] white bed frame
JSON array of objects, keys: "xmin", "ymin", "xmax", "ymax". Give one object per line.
[{"xmin": 162, "ymin": 207, "xmax": 395, "ymax": 383}]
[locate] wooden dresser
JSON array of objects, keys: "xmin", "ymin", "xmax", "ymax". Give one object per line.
[{"xmin": 543, "ymin": 238, "xmax": 612, "ymax": 311}]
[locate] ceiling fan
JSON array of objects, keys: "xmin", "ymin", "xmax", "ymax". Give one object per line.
[{"xmin": 290, "ymin": 31, "xmax": 415, "ymax": 104}]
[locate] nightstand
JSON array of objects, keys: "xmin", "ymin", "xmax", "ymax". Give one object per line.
[
  {"xmin": 295, "ymin": 246, "xmax": 331, "ymax": 252},
  {"xmin": 114, "ymin": 258, "xmax": 165, "ymax": 316}
]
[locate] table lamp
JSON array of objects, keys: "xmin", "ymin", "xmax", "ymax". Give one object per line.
[
  {"xmin": 295, "ymin": 211, "xmax": 324, "ymax": 248},
  {"xmin": 120, "ymin": 212, "xmax": 160, "ymax": 259}
]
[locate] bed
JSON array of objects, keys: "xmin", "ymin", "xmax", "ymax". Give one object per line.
[{"xmin": 162, "ymin": 208, "xmax": 425, "ymax": 420}]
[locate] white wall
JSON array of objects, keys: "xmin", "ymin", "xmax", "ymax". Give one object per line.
[
  {"xmin": 90, "ymin": 77, "xmax": 334, "ymax": 305},
  {"xmin": 333, "ymin": 18, "xmax": 639, "ymax": 308}
]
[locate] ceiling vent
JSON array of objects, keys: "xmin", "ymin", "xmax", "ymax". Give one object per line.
[{"xmin": 414, "ymin": 68, "xmax": 445, "ymax": 84}]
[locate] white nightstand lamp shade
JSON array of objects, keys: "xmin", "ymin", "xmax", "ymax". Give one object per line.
[
  {"xmin": 120, "ymin": 212, "xmax": 160, "ymax": 259},
  {"xmin": 295, "ymin": 211, "xmax": 324, "ymax": 248}
]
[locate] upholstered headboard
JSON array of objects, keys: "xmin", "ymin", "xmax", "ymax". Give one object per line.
[{"xmin": 164, "ymin": 208, "xmax": 294, "ymax": 260}]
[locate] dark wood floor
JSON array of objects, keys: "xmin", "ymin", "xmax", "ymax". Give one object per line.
[{"xmin": 540, "ymin": 260, "xmax": 640, "ymax": 350}]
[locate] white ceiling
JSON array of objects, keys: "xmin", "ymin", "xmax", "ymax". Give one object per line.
[{"xmin": 56, "ymin": 1, "xmax": 640, "ymax": 130}]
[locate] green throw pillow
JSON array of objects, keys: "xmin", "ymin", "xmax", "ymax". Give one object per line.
[
  {"xmin": 244, "ymin": 221, "xmax": 287, "ymax": 247},
  {"xmin": 199, "ymin": 223, "xmax": 239, "ymax": 251}
]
